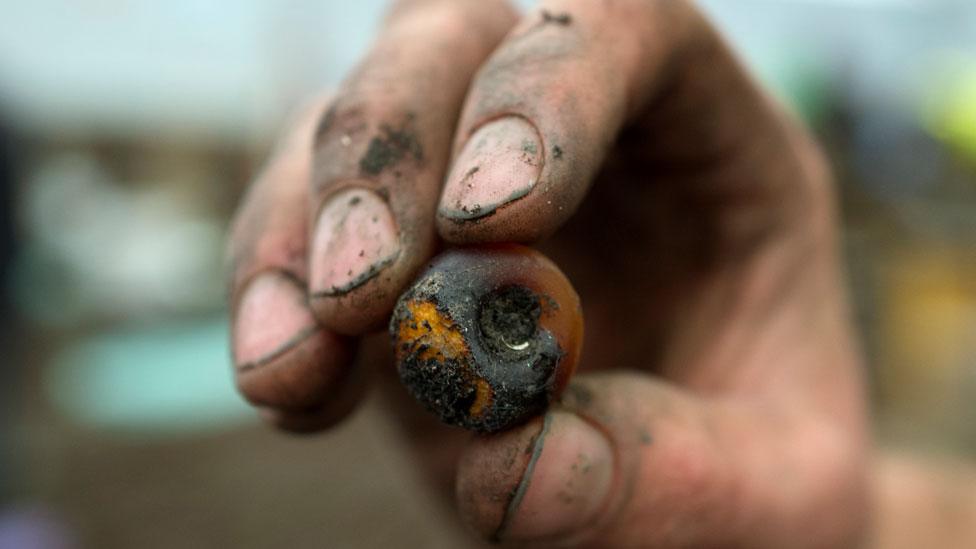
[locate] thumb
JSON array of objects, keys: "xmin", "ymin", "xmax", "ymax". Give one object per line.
[{"xmin": 455, "ymin": 372, "xmax": 867, "ymax": 548}]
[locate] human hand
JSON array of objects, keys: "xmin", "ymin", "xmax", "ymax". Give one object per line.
[{"xmin": 227, "ymin": 1, "xmax": 868, "ymax": 546}]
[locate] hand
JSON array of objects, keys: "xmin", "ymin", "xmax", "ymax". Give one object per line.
[{"xmin": 226, "ymin": 1, "xmax": 869, "ymax": 547}]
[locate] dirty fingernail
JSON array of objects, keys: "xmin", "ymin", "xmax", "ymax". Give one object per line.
[
  {"xmin": 439, "ymin": 117, "xmax": 543, "ymax": 222},
  {"xmin": 234, "ymin": 272, "xmax": 317, "ymax": 369},
  {"xmin": 311, "ymin": 187, "xmax": 399, "ymax": 297},
  {"xmin": 499, "ymin": 411, "xmax": 613, "ymax": 542}
]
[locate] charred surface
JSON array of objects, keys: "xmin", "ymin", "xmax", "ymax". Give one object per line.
[
  {"xmin": 479, "ymin": 285, "xmax": 540, "ymax": 356},
  {"xmin": 390, "ymin": 250, "xmax": 568, "ymax": 433}
]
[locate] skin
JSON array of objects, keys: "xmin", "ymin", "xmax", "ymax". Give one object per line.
[
  {"xmin": 869, "ymin": 453, "xmax": 976, "ymax": 549},
  {"xmin": 224, "ymin": 0, "xmax": 950, "ymax": 546}
]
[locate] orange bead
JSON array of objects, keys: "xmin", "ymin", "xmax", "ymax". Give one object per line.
[{"xmin": 390, "ymin": 245, "xmax": 583, "ymax": 432}]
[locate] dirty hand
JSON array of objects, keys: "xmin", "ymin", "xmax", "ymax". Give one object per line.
[{"xmin": 227, "ymin": 0, "xmax": 869, "ymax": 547}]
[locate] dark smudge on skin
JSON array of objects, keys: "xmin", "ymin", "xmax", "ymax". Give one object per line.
[
  {"xmin": 313, "ymin": 105, "xmax": 338, "ymax": 142},
  {"xmin": 541, "ymin": 10, "xmax": 573, "ymax": 26},
  {"xmin": 639, "ymin": 427, "xmax": 653, "ymax": 445},
  {"xmin": 563, "ymin": 382, "xmax": 594, "ymax": 409},
  {"xmin": 359, "ymin": 113, "xmax": 425, "ymax": 176}
]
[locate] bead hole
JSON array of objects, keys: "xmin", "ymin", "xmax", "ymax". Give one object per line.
[{"xmin": 478, "ymin": 285, "xmax": 540, "ymax": 356}]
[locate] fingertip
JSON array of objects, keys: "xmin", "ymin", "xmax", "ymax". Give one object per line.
[
  {"xmin": 233, "ymin": 273, "xmax": 318, "ymax": 368},
  {"xmin": 234, "ymin": 326, "xmax": 356, "ymax": 408},
  {"xmin": 232, "ymin": 272, "xmax": 359, "ymax": 412},
  {"xmin": 252, "ymin": 333, "xmax": 374, "ymax": 435},
  {"xmin": 246, "ymin": 342, "xmax": 367, "ymax": 434},
  {"xmin": 307, "ymin": 186, "xmax": 405, "ymax": 335},
  {"xmin": 437, "ymin": 117, "xmax": 543, "ymax": 225},
  {"xmin": 309, "ymin": 188, "xmax": 400, "ymax": 300},
  {"xmin": 456, "ymin": 411, "xmax": 614, "ymax": 544},
  {"xmin": 501, "ymin": 411, "xmax": 614, "ymax": 543},
  {"xmin": 456, "ymin": 415, "xmax": 548, "ymax": 540},
  {"xmin": 258, "ymin": 399, "xmax": 358, "ymax": 434},
  {"xmin": 435, "ymin": 116, "xmax": 578, "ymax": 245}
]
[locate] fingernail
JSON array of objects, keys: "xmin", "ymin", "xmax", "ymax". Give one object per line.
[
  {"xmin": 439, "ymin": 117, "xmax": 543, "ymax": 221},
  {"xmin": 499, "ymin": 411, "xmax": 613, "ymax": 542},
  {"xmin": 234, "ymin": 273, "xmax": 317, "ymax": 369},
  {"xmin": 311, "ymin": 188, "xmax": 399, "ymax": 297}
]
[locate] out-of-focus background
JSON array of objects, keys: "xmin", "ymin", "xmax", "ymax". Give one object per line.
[{"xmin": 0, "ymin": 0, "xmax": 974, "ymax": 547}]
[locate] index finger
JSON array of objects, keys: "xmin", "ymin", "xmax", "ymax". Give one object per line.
[{"xmin": 436, "ymin": 0, "xmax": 820, "ymax": 246}]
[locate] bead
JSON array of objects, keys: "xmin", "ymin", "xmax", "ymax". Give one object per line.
[{"xmin": 390, "ymin": 245, "xmax": 583, "ymax": 432}]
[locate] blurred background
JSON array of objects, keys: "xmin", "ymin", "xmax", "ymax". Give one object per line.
[{"xmin": 1, "ymin": 0, "xmax": 975, "ymax": 547}]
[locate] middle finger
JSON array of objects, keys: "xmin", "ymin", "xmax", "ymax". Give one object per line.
[{"xmin": 308, "ymin": 0, "xmax": 518, "ymax": 335}]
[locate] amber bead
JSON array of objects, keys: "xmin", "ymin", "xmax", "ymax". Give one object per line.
[{"xmin": 390, "ymin": 245, "xmax": 583, "ymax": 433}]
